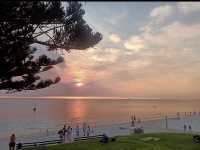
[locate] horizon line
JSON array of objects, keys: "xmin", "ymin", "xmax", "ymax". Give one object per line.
[
  {"xmin": 0, "ymin": 96, "xmax": 157, "ymax": 99},
  {"xmin": 0, "ymin": 96, "xmax": 199, "ymax": 100}
]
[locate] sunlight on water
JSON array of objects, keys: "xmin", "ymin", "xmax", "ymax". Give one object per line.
[{"xmin": 0, "ymin": 98, "xmax": 200, "ymax": 138}]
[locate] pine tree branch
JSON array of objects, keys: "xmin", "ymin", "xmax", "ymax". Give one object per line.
[
  {"xmin": 33, "ymin": 39, "xmax": 70, "ymax": 51},
  {"xmin": 33, "ymin": 24, "xmax": 64, "ymax": 39},
  {"xmin": 39, "ymin": 26, "xmax": 57, "ymax": 46}
]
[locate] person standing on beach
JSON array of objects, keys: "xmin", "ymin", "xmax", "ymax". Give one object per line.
[
  {"xmin": 9, "ymin": 134, "xmax": 16, "ymax": 150},
  {"xmin": 91, "ymin": 126, "xmax": 94, "ymax": 135},
  {"xmin": 189, "ymin": 125, "xmax": 192, "ymax": 131},
  {"xmin": 83, "ymin": 122, "xmax": 87, "ymax": 136},
  {"xmin": 66, "ymin": 126, "xmax": 71, "ymax": 142},
  {"xmin": 75, "ymin": 125, "xmax": 80, "ymax": 137},
  {"xmin": 69, "ymin": 126, "xmax": 73, "ymax": 142},
  {"xmin": 184, "ymin": 124, "xmax": 187, "ymax": 131},
  {"xmin": 46, "ymin": 129, "xmax": 49, "ymax": 136},
  {"xmin": 134, "ymin": 114, "xmax": 136, "ymax": 121},
  {"xmin": 131, "ymin": 115, "xmax": 135, "ymax": 127},
  {"xmin": 62, "ymin": 124, "xmax": 66, "ymax": 142},
  {"xmin": 87, "ymin": 125, "xmax": 91, "ymax": 137}
]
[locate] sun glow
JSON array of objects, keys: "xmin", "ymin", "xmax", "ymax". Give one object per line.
[{"xmin": 76, "ymin": 82, "xmax": 84, "ymax": 87}]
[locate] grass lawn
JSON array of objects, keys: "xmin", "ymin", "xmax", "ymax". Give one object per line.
[{"xmin": 26, "ymin": 133, "xmax": 199, "ymax": 150}]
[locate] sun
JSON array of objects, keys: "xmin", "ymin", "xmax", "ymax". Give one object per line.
[{"xmin": 76, "ymin": 82, "xmax": 84, "ymax": 87}]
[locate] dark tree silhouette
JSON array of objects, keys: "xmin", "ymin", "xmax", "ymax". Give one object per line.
[{"xmin": 0, "ymin": 1, "xmax": 102, "ymax": 92}]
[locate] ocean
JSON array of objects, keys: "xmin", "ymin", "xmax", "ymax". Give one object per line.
[{"xmin": 0, "ymin": 98, "xmax": 200, "ymax": 139}]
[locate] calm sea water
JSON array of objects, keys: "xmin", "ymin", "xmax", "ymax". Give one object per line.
[{"xmin": 0, "ymin": 98, "xmax": 200, "ymax": 139}]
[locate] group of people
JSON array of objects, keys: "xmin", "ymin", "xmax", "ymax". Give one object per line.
[
  {"xmin": 184, "ymin": 124, "xmax": 192, "ymax": 131},
  {"xmin": 82, "ymin": 122, "xmax": 92, "ymax": 137},
  {"xmin": 58, "ymin": 125, "xmax": 73, "ymax": 143},
  {"xmin": 130, "ymin": 115, "xmax": 141, "ymax": 127},
  {"xmin": 177, "ymin": 111, "xmax": 200, "ymax": 118},
  {"xmin": 58, "ymin": 122, "xmax": 93, "ymax": 143}
]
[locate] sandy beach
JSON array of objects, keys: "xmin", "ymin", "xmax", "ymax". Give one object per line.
[{"xmin": 1, "ymin": 114, "xmax": 200, "ymax": 150}]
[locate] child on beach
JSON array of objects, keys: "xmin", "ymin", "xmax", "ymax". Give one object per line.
[{"xmin": 9, "ymin": 134, "xmax": 16, "ymax": 150}]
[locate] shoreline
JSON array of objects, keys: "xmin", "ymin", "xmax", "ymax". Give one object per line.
[{"xmin": 1, "ymin": 114, "xmax": 200, "ymax": 150}]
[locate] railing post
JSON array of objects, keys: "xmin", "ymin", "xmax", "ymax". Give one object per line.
[{"xmin": 165, "ymin": 115, "xmax": 168, "ymax": 129}]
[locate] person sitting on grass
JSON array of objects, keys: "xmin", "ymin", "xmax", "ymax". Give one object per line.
[{"xmin": 100, "ymin": 133, "xmax": 109, "ymax": 143}]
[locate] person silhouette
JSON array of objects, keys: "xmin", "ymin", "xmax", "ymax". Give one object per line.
[
  {"xmin": 188, "ymin": 125, "xmax": 192, "ymax": 131},
  {"xmin": 184, "ymin": 124, "xmax": 187, "ymax": 131},
  {"xmin": 9, "ymin": 134, "xmax": 16, "ymax": 150},
  {"xmin": 76, "ymin": 125, "xmax": 80, "ymax": 137}
]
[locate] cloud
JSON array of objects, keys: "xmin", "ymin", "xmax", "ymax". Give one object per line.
[
  {"xmin": 129, "ymin": 60, "xmax": 151, "ymax": 68},
  {"xmin": 90, "ymin": 48, "xmax": 121, "ymax": 64},
  {"xmin": 109, "ymin": 34, "xmax": 122, "ymax": 43},
  {"xmin": 124, "ymin": 36, "xmax": 145, "ymax": 52},
  {"xmin": 144, "ymin": 21, "xmax": 200, "ymax": 50},
  {"xmin": 178, "ymin": 2, "xmax": 200, "ymax": 14},
  {"xmin": 120, "ymin": 11, "xmax": 200, "ymax": 97},
  {"xmin": 150, "ymin": 5, "xmax": 174, "ymax": 24},
  {"xmin": 130, "ymin": 20, "xmax": 200, "ymax": 55}
]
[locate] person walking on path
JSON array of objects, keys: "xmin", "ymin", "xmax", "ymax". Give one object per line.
[{"xmin": 9, "ymin": 134, "xmax": 16, "ymax": 150}]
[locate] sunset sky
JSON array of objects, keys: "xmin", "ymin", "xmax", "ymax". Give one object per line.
[{"xmin": 1, "ymin": 2, "xmax": 200, "ymax": 98}]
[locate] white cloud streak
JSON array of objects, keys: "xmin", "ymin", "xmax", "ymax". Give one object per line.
[
  {"xmin": 109, "ymin": 34, "xmax": 122, "ymax": 43},
  {"xmin": 150, "ymin": 5, "xmax": 174, "ymax": 24},
  {"xmin": 178, "ymin": 2, "xmax": 200, "ymax": 14}
]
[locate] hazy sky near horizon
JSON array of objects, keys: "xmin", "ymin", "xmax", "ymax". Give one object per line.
[{"xmin": 1, "ymin": 2, "xmax": 200, "ymax": 98}]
